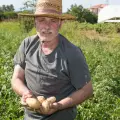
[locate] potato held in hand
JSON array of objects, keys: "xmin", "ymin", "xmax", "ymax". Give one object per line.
[
  {"xmin": 41, "ymin": 96, "xmax": 56, "ymax": 113},
  {"xmin": 46, "ymin": 96, "xmax": 56, "ymax": 103},
  {"xmin": 37, "ymin": 96, "xmax": 45, "ymax": 104},
  {"xmin": 26, "ymin": 98, "xmax": 41, "ymax": 109}
]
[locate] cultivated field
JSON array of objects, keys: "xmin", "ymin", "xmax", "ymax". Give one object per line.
[{"xmin": 0, "ymin": 21, "xmax": 120, "ymax": 120}]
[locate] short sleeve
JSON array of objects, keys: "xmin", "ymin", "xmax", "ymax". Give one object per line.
[
  {"xmin": 13, "ymin": 40, "xmax": 26, "ymax": 69},
  {"xmin": 68, "ymin": 48, "xmax": 91, "ymax": 90}
]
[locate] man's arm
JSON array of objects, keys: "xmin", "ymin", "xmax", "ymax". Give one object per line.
[
  {"xmin": 11, "ymin": 65, "xmax": 31, "ymax": 96},
  {"xmin": 52, "ymin": 81, "xmax": 93, "ymax": 110}
]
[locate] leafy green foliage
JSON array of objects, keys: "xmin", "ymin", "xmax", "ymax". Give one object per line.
[
  {"xmin": 19, "ymin": 16, "xmax": 34, "ymax": 33},
  {"xmin": 0, "ymin": 4, "xmax": 16, "ymax": 21},
  {"xmin": 67, "ymin": 4, "xmax": 97, "ymax": 23},
  {"xmin": 21, "ymin": 0, "xmax": 37, "ymax": 11},
  {"xmin": 0, "ymin": 22, "xmax": 27, "ymax": 120},
  {"xmin": 0, "ymin": 21, "xmax": 120, "ymax": 120},
  {"xmin": 0, "ymin": 4, "xmax": 14, "ymax": 12},
  {"xmin": 2, "ymin": 12, "xmax": 17, "ymax": 19}
]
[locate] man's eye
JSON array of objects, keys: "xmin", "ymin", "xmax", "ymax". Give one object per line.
[
  {"xmin": 38, "ymin": 19, "xmax": 45, "ymax": 22},
  {"xmin": 52, "ymin": 20, "xmax": 56, "ymax": 22},
  {"xmin": 51, "ymin": 19, "xmax": 58, "ymax": 23}
]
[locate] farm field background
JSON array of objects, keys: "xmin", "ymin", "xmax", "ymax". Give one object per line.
[{"xmin": 0, "ymin": 21, "xmax": 120, "ymax": 120}]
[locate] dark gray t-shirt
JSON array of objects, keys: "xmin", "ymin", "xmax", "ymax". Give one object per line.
[{"xmin": 14, "ymin": 34, "xmax": 91, "ymax": 119}]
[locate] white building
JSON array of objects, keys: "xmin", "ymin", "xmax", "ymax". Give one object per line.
[
  {"xmin": 98, "ymin": 5, "xmax": 120, "ymax": 23},
  {"xmin": 89, "ymin": 4, "xmax": 107, "ymax": 15}
]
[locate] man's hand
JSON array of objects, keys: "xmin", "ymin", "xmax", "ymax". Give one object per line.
[
  {"xmin": 21, "ymin": 90, "xmax": 33, "ymax": 105},
  {"xmin": 37, "ymin": 102, "xmax": 62, "ymax": 115},
  {"xmin": 21, "ymin": 95, "xmax": 62, "ymax": 115}
]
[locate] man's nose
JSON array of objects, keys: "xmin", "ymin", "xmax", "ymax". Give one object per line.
[{"xmin": 44, "ymin": 21, "xmax": 51, "ymax": 29}]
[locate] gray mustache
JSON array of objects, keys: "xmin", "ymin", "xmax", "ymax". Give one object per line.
[{"xmin": 41, "ymin": 29, "xmax": 52, "ymax": 34}]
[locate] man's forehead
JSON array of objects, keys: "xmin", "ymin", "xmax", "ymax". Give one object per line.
[{"xmin": 35, "ymin": 16, "xmax": 59, "ymax": 20}]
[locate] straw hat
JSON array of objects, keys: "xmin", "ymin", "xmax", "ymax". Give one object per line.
[{"xmin": 18, "ymin": 0, "xmax": 76, "ymax": 20}]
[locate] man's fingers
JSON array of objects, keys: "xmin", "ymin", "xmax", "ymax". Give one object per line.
[
  {"xmin": 50, "ymin": 102, "xmax": 59, "ymax": 109},
  {"xmin": 20, "ymin": 97, "xmax": 27, "ymax": 106},
  {"xmin": 22, "ymin": 91, "xmax": 33, "ymax": 102}
]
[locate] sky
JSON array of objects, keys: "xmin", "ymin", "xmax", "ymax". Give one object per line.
[{"xmin": 0, "ymin": 0, "xmax": 120, "ymax": 12}]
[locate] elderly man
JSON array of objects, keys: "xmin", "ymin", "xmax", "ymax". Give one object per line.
[{"xmin": 11, "ymin": 0, "xmax": 93, "ymax": 120}]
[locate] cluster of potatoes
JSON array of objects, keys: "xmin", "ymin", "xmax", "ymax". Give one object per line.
[{"xmin": 21, "ymin": 96, "xmax": 56, "ymax": 113}]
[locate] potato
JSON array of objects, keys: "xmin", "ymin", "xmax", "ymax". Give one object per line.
[
  {"xmin": 26, "ymin": 98, "xmax": 40, "ymax": 109},
  {"xmin": 37, "ymin": 96, "xmax": 45, "ymax": 104},
  {"xmin": 41, "ymin": 100, "xmax": 50, "ymax": 113},
  {"xmin": 46, "ymin": 96, "xmax": 56, "ymax": 103},
  {"xmin": 24, "ymin": 96, "xmax": 56, "ymax": 114},
  {"xmin": 41, "ymin": 96, "xmax": 56, "ymax": 113}
]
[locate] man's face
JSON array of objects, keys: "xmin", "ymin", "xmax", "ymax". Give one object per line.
[{"xmin": 35, "ymin": 17, "xmax": 61, "ymax": 42}]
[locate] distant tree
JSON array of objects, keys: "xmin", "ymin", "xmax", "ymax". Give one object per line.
[
  {"xmin": 9, "ymin": 4, "xmax": 15, "ymax": 11},
  {"xmin": 0, "ymin": 4, "xmax": 15, "ymax": 20},
  {"xmin": 82, "ymin": 9, "xmax": 97, "ymax": 23},
  {"xmin": 0, "ymin": 12, "xmax": 4, "ymax": 21},
  {"xmin": 4, "ymin": 12, "xmax": 17, "ymax": 19},
  {"xmin": 67, "ymin": 4, "xmax": 97, "ymax": 23},
  {"xmin": 6, "ymin": 5, "xmax": 10, "ymax": 11},
  {"xmin": 0, "ymin": 6, "xmax": 3, "ymax": 13},
  {"xmin": 0, "ymin": 4, "xmax": 14, "ymax": 12},
  {"xmin": 21, "ymin": 0, "xmax": 36, "ymax": 12},
  {"xmin": 2, "ymin": 5, "xmax": 7, "ymax": 12},
  {"xmin": 67, "ymin": 4, "xmax": 85, "ymax": 22}
]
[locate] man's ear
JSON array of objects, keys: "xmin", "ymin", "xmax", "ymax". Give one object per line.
[
  {"xmin": 59, "ymin": 20, "xmax": 64, "ymax": 29},
  {"xmin": 34, "ymin": 22, "xmax": 36, "ymax": 28},
  {"xmin": 34, "ymin": 18, "xmax": 37, "ymax": 28}
]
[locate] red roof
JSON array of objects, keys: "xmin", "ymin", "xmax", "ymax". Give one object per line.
[{"xmin": 90, "ymin": 4, "xmax": 108, "ymax": 9}]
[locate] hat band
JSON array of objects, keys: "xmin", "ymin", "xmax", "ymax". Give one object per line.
[{"xmin": 35, "ymin": 9, "xmax": 62, "ymax": 15}]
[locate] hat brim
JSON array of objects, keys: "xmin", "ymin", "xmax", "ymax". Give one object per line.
[{"xmin": 18, "ymin": 13, "xmax": 76, "ymax": 20}]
